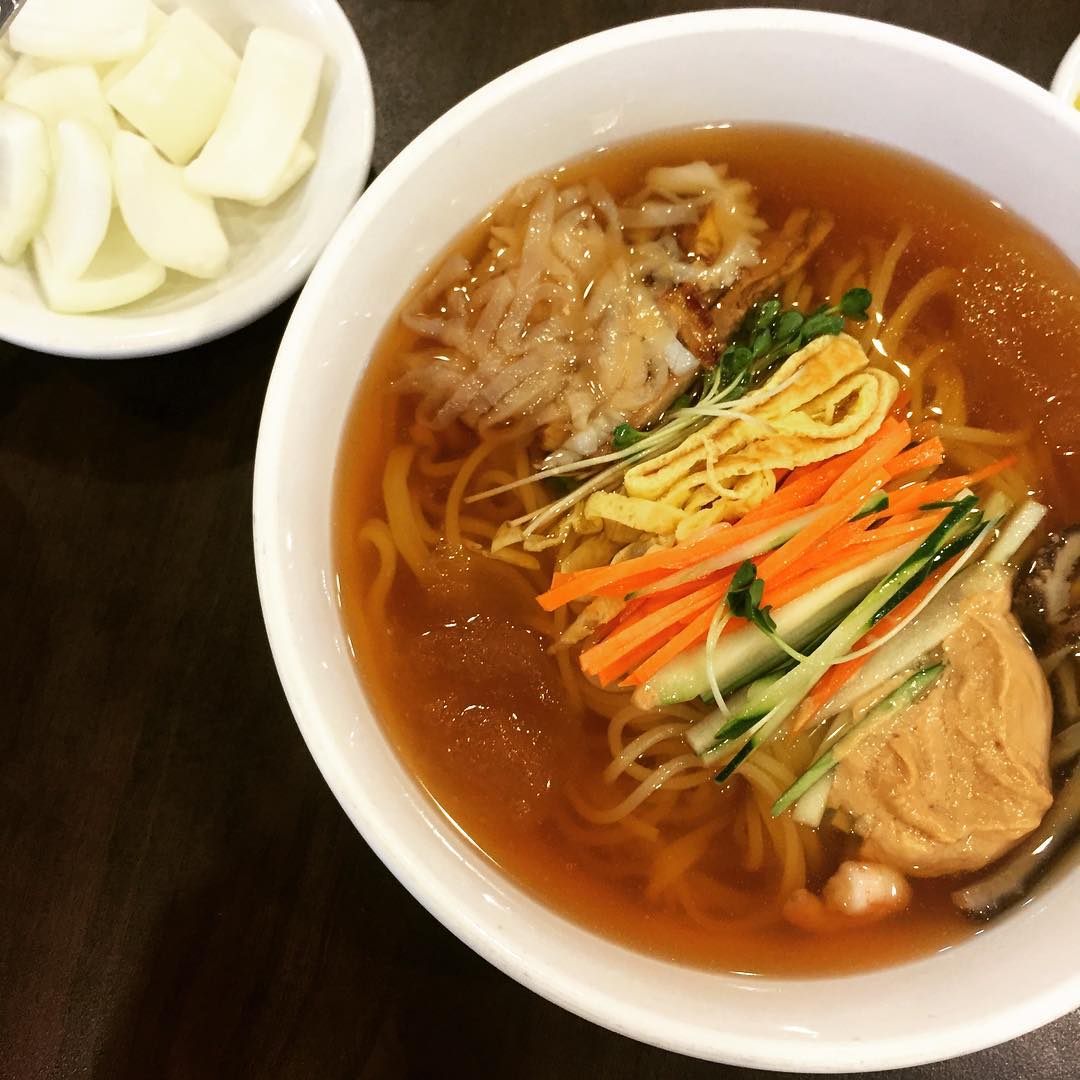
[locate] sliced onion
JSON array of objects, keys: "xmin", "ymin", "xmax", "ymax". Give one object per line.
[
  {"xmin": 106, "ymin": 9, "xmax": 240, "ymax": 166},
  {"xmin": 113, "ymin": 131, "xmax": 229, "ymax": 279},
  {"xmin": 40, "ymin": 119, "xmax": 113, "ymax": 280},
  {"xmin": 33, "ymin": 216, "xmax": 165, "ymax": 314},
  {"xmin": 246, "ymin": 140, "xmax": 316, "ymax": 208},
  {"xmin": 9, "ymin": 0, "xmax": 149, "ymax": 63},
  {"xmin": 184, "ymin": 28, "xmax": 323, "ymax": 203},
  {"xmin": 6, "ymin": 65, "xmax": 118, "ymax": 149},
  {"xmin": 0, "ymin": 102, "xmax": 51, "ymax": 264}
]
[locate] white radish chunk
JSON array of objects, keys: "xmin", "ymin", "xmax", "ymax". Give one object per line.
[
  {"xmin": 33, "ymin": 215, "xmax": 165, "ymax": 314},
  {"xmin": 0, "ymin": 102, "xmax": 50, "ymax": 263},
  {"xmin": 40, "ymin": 120, "xmax": 112, "ymax": 279},
  {"xmin": 4, "ymin": 54, "xmax": 44, "ymax": 92},
  {"xmin": 166, "ymin": 8, "xmax": 240, "ymax": 77},
  {"xmin": 9, "ymin": 0, "xmax": 149, "ymax": 63},
  {"xmin": 107, "ymin": 9, "xmax": 239, "ymax": 166},
  {"xmin": 0, "ymin": 42, "xmax": 14, "ymax": 86},
  {"xmin": 114, "ymin": 131, "xmax": 228, "ymax": 279},
  {"xmin": 101, "ymin": 2, "xmax": 171, "ymax": 95},
  {"xmin": 185, "ymin": 28, "xmax": 323, "ymax": 203},
  {"xmin": 247, "ymin": 140, "xmax": 316, "ymax": 208},
  {"xmin": 144, "ymin": 1, "xmax": 168, "ymax": 37},
  {"xmin": 6, "ymin": 65, "xmax": 118, "ymax": 148}
]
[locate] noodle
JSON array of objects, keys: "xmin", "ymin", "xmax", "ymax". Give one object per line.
[
  {"xmin": 351, "ymin": 161, "xmax": 1049, "ymax": 950},
  {"xmin": 356, "ymin": 519, "xmax": 397, "ymax": 621},
  {"xmin": 382, "ymin": 445, "xmax": 430, "ymax": 577}
]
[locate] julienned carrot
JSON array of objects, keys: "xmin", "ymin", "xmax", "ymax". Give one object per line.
[
  {"xmin": 581, "ymin": 575, "xmax": 734, "ymax": 676},
  {"xmin": 592, "ymin": 571, "xmax": 726, "ymax": 647},
  {"xmin": 595, "ymin": 626, "xmax": 682, "ymax": 687},
  {"xmin": 619, "ymin": 518, "xmax": 935, "ymax": 688},
  {"xmin": 965, "ymin": 454, "xmax": 1019, "ymax": 486},
  {"xmin": 885, "ymin": 437, "xmax": 944, "ymax": 478},
  {"xmin": 536, "ymin": 503, "xmax": 807, "ymax": 611},
  {"xmin": 886, "ymin": 454, "xmax": 1017, "ymax": 517},
  {"xmin": 757, "ymin": 470, "xmax": 890, "ymax": 583},
  {"xmin": 823, "ymin": 418, "xmax": 911, "ymax": 501},
  {"xmin": 764, "ymin": 527, "xmax": 930, "ymax": 612},
  {"xmin": 622, "ymin": 520, "xmax": 924, "ymax": 682},
  {"xmin": 787, "ymin": 568, "xmax": 946, "ymax": 735},
  {"xmin": 539, "ymin": 426, "xmax": 948, "ymax": 613},
  {"xmin": 740, "ymin": 457, "xmax": 854, "ymax": 526},
  {"xmin": 740, "ymin": 421, "xmax": 907, "ymax": 528},
  {"xmin": 623, "ymin": 603, "xmax": 721, "ymax": 686},
  {"xmin": 769, "ymin": 513, "xmax": 941, "ymax": 593}
]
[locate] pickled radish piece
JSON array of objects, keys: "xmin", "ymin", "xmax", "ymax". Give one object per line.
[
  {"xmin": 33, "ymin": 215, "xmax": 165, "ymax": 314},
  {"xmin": 40, "ymin": 120, "xmax": 113, "ymax": 279},
  {"xmin": 185, "ymin": 29, "xmax": 323, "ymax": 203},
  {"xmin": 0, "ymin": 42, "xmax": 13, "ymax": 86},
  {"xmin": 101, "ymin": 2, "xmax": 171, "ymax": 94},
  {"xmin": 247, "ymin": 140, "xmax": 316, "ymax": 208},
  {"xmin": 107, "ymin": 10, "xmax": 239, "ymax": 165},
  {"xmin": 0, "ymin": 102, "xmax": 50, "ymax": 263},
  {"xmin": 4, "ymin": 54, "xmax": 44, "ymax": 92},
  {"xmin": 9, "ymin": 0, "xmax": 148, "ymax": 63},
  {"xmin": 6, "ymin": 66, "xmax": 118, "ymax": 148},
  {"xmin": 114, "ymin": 132, "xmax": 228, "ymax": 278}
]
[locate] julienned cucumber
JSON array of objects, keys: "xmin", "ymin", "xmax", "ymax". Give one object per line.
[
  {"xmin": 818, "ymin": 499, "xmax": 1045, "ymax": 723},
  {"xmin": 641, "ymin": 543, "xmax": 923, "ymax": 717},
  {"xmin": 771, "ymin": 663, "xmax": 947, "ymax": 817},
  {"xmin": 704, "ymin": 498, "xmax": 983, "ymax": 782}
]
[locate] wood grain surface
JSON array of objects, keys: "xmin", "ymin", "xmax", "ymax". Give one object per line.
[{"xmin": 3, "ymin": 2, "xmax": 1079, "ymax": 1077}]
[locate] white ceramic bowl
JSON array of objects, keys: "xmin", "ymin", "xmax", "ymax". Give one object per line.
[
  {"xmin": 0, "ymin": 0, "xmax": 374, "ymax": 358},
  {"xmin": 1052, "ymin": 32, "xmax": 1080, "ymax": 106},
  {"xmin": 254, "ymin": 10, "xmax": 1080, "ymax": 1071}
]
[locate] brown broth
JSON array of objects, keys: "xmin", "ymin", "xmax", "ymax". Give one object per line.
[{"xmin": 333, "ymin": 126, "xmax": 1080, "ymax": 976}]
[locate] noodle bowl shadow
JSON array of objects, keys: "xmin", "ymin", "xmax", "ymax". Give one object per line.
[{"xmin": 254, "ymin": 10, "xmax": 1080, "ymax": 1070}]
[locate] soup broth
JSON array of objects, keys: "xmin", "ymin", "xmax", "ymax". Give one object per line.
[{"xmin": 334, "ymin": 126, "xmax": 1080, "ymax": 976}]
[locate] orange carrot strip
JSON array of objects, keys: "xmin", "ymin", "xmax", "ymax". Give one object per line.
[
  {"xmin": 623, "ymin": 603, "xmax": 721, "ymax": 686},
  {"xmin": 757, "ymin": 470, "xmax": 890, "ymax": 584},
  {"xmin": 623, "ymin": 521, "xmax": 930, "ymax": 687},
  {"xmin": 739, "ymin": 459, "xmax": 850, "ymax": 526},
  {"xmin": 886, "ymin": 454, "xmax": 1017, "ymax": 518},
  {"xmin": 739, "ymin": 424, "xmax": 904, "ymax": 529},
  {"xmin": 547, "ymin": 426, "xmax": 925, "ymax": 613},
  {"xmin": 770, "ymin": 511, "xmax": 941, "ymax": 590},
  {"xmin": 965, "ymin": 454, "xmax": 1019, "ymax": 486},
  {"xmin": 580, "ymin": 576, "xmax": 733, "ymax": 676},
  {"xmin": 595, "ymin": 626, "xmax": 683, "ymax": 687},
  {"xmin": 884, "ymin": 437, "xmax": 944, "ymax": 478},
  {"xmin": 536, "ymin": 504, "xmax": 807, "ymax": 611},
  {"xmin": 763, "ymin": 528, "xmax": 926, "ymax": 612},
  {"xmin": 823, "ymin": 418, "xmax": 911, "ymax": 501},
  {"xmin": 889, "ymin": 387, "xmax": 912, "ymax": 420}
]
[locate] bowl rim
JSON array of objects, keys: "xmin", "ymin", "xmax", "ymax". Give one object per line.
[
  {"xmin": 0, "ymin": 0, "xmax": 375, "ymax": 359},
  {"xmin": 254, "ymin": 7, "xmax": 1080, "ymax": 1070}
]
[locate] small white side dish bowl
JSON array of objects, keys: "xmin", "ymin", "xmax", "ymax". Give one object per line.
[
  {"xmin": 0, "ymin": 0, "xmax": 374, "ymax": 358},
  {"xmin": 254, "ymin": 10, "xmax": 1080, "ymax": 1072},
  {"xmin": 1052, "ymin": 32, "xmax": 1080, "ymax": 106}
]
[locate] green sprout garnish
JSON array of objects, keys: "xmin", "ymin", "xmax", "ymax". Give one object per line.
[{"xmin": 726, "ymin": 560, "xmax": 807, "ymax": 663}]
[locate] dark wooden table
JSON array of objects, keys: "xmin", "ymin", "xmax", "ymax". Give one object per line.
[{"xmin": 4, "ymin": 2, "xmax": 1080, "ymax": 1077}]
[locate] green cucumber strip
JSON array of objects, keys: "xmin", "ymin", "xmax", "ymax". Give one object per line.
[
  {"xmin": 650, "ymin": 543, "xmax": 919, "ymax": 717},
  {"xmin": 771, "ymin": 663, "xmax": 947, "ymax": 816},
  {"xmin": 869, "ymin": 514, "xmax": 985, "ymax": 626},
  {"xmin": 851, "ymin": 491, "xmax": 889, "ymax": 520},
  {"xmin": 705, "ymin": 499, "xmax": 979, "ymax": 778}
]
